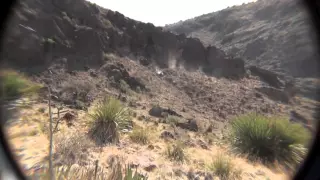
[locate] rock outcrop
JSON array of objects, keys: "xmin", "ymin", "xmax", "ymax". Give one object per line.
[{"xmin": 1, "ymin": 0, "xmax": 245, "ymax": 79}]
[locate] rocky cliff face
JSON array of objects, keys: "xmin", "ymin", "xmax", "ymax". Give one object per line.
[
  {"xmin": 165, "ymin": 0, "xmax": 319, "ymax": 78},
  {"xmin": 0, "ymin": 0, "xmax": 245, "ymax": 78}
]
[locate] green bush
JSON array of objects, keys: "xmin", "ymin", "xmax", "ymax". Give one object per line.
[
  {"xmin": 0, "ymin": 70, "xmax": 42, "ymax": 100},
  {"xmin": 89, "ymin": 97, "xmax": 131, "ymax": 144},
  {"xmin": 230, "ymin": 113, "xmax": 310, "ymax": 168},
  {"xmin": 129, "ymin": 127, "xmax": 149, "ymax": 145}
]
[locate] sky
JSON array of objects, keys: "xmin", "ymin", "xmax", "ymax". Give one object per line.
[{"xmin": 87, "ymin": 0, "xmax": 256, "ymax": 26}]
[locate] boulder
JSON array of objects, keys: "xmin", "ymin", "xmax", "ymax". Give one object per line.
[
  {"xmin": 255, "ymin": 87, "xmax": 290, "ymax": 103},
  {"xmin": 249, "ymin": 66, "xmax": 285, "ymax": 88},
  {"xmin": 160, "ymin": 131, "xmax": 176, "ymax": 139},
  {"xmin": 149, "ymin": 106, "xmax": 182, "ymax": 118},
  {"xmin": 176, "ymin": 119, "xmax": 199, "ymax": 132}
]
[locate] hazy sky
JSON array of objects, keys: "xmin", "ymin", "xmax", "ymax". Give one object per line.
[{"xmin": 87, "ymin": 0, "xmax": 255, "ymax": 26}]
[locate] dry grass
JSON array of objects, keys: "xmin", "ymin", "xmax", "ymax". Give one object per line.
[
  {"xmin": 54, "ymin": 133, "xmax": 94, "ymax": 166},
  {"xmin": 129, "ymin": 127, "xmax": 150, "ymax": 145},
  {"xmin": 165, "ymin": 141, "xmax": 188, "ymax": 163},
  {"xmin": 207, "ymin": 154, "xmax": 242, "ymax": 180}
]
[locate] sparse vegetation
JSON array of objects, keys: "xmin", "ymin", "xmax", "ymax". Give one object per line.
[
  {"xmin": 207, "ymin": 154, "xmax": 241, "ymax": 180},
  {"xmin": 38, "ymin": 107, "xmax": 46, "ymax": 113},
  {"xmin": 164, "ymin": 115, "xmax": 180, "ymax": 126},
  {"xmin": 103, "ymin": 53, "xmax": 117, "ymax": 61},
  {"xmin": 0, "ymin": 69, "xmax": 42, "ymax": 100},
  {"xmin": 42, "ymin": 37, "xmax": 55, "ymax": 44},
  {"xmin": 204, "ymin": 133, "xmax": 216, "ymax": 145},
  {"xmin": 29, "ymin": 161, "xmax": 148, "ymax": 180},
  {"xmin": 230, "ymin": 113, "xmax": 310, "ymax": 168},
  {"xmin": 60, "ymin": 78, "xmax": 94, "ymax": 104},
  {"xmin": 30, "ymin": 164, "xmax": 108, "ymax": 180},
  {"xmin": 88, "ymin": 97, "xmax": 131, "ymax": 144},
  {"xmin": 119, "ymin": 79, "xmax": 132, "ymax": 94},
  {"xmin": 107, "ymin": 158, "xmax": 148, "ymax": 180},
  {"xmin": 28, "ymin": 129, "xmax": 38, "ymax": 136},
  {"xmin": 166, "ymin": 141, "xmax": 187, "ymax": 163},
  {"xmin": 54, "ymin": 133, "xmax": 93, "ymax": 166},
  {"xmin": 129, "ymin": 127, "xmax": 149, "ymax": 145},
  {"xmin": 123, "ymin": 164, "xmax": 148, "ymax": 180}
]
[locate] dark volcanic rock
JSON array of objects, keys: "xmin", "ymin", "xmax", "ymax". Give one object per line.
[
  {"xmin": 149, "ymin": 106, "xmax": 182, "ymax": 118},
  {"xmin": 176, "ymin": 119, "xmax": 199, "ymax": 132},
  {"xmin": 249, "ymin": 66, "xmax": 285, "ymax": 88},
  {"xmin": 1, "ymin": 0, "xmax": 248, "ymax": 80},
  {"xmin": 255, "ymin": 87, "xmax": 290, "ymax": 103}
]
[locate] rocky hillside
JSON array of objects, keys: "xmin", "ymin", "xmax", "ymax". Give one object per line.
[
  {"xmin": 0, "ymin": 0, "xmax": 318, "ymax": 179},
  {"xmin": 1, "ymin": 0, "xmax": 245, "ymax": 79},
  {"xmin": 165, "ymin": 0, "xmax": 319, "ymax": 79}
]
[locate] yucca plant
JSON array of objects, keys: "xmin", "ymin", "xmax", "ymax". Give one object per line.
[
  {"xmin": 230, "ymin": 113, "xmax": 310, "ymax": 168},
  {"xmin": 89, "ymin": 97, "xmax": 131, "ymax": 144}
]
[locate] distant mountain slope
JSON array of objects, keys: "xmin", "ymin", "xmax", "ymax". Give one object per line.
[{"xmin": 165, "ymin": 0, "xmax": 319, "ymax": 78}]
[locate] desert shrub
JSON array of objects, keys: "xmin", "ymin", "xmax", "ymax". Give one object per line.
[
  {"xmin": 54, "ymin": 133, "xmax": 93, "ymax": 166},
  {"xmin": 207, "ymin": 154, "xmax": 241, "ymax": 180},
  {"xmin": 166, "ymin": 141, "xmax": 187, "ymax": 163},
  {"xmin": 0, "ymin": 70, "xmax": 42, "ymax": 100},
  {"xmin": 230, "ymin": 113, "xmax": 310, "ymax": 168},
  {"xmin": 129, "ymin": 127, "xmax": 149, "ymax": 145},
  {"xmin": 88, "ymin": 97, "xmax": 131, "ymax": 144},
  {"xmin": 60, "ymin": 78, "xmax": 94, "ymax": 103}
]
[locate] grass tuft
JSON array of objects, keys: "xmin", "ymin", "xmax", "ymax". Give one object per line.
[
  {"xmin": 129, "ymin": 127, "xmax": 149, "ymax": 145},
  {"xmin": 166, "ymin": 141, "xmax": 187, "ymax": 163},
  {"xmin": 207, "ymin": 154, "xmax": 242, "ymax": 180},
  {"xmin": 207, "ymin": 154, "xmax": 233, "ymax": 180}
]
